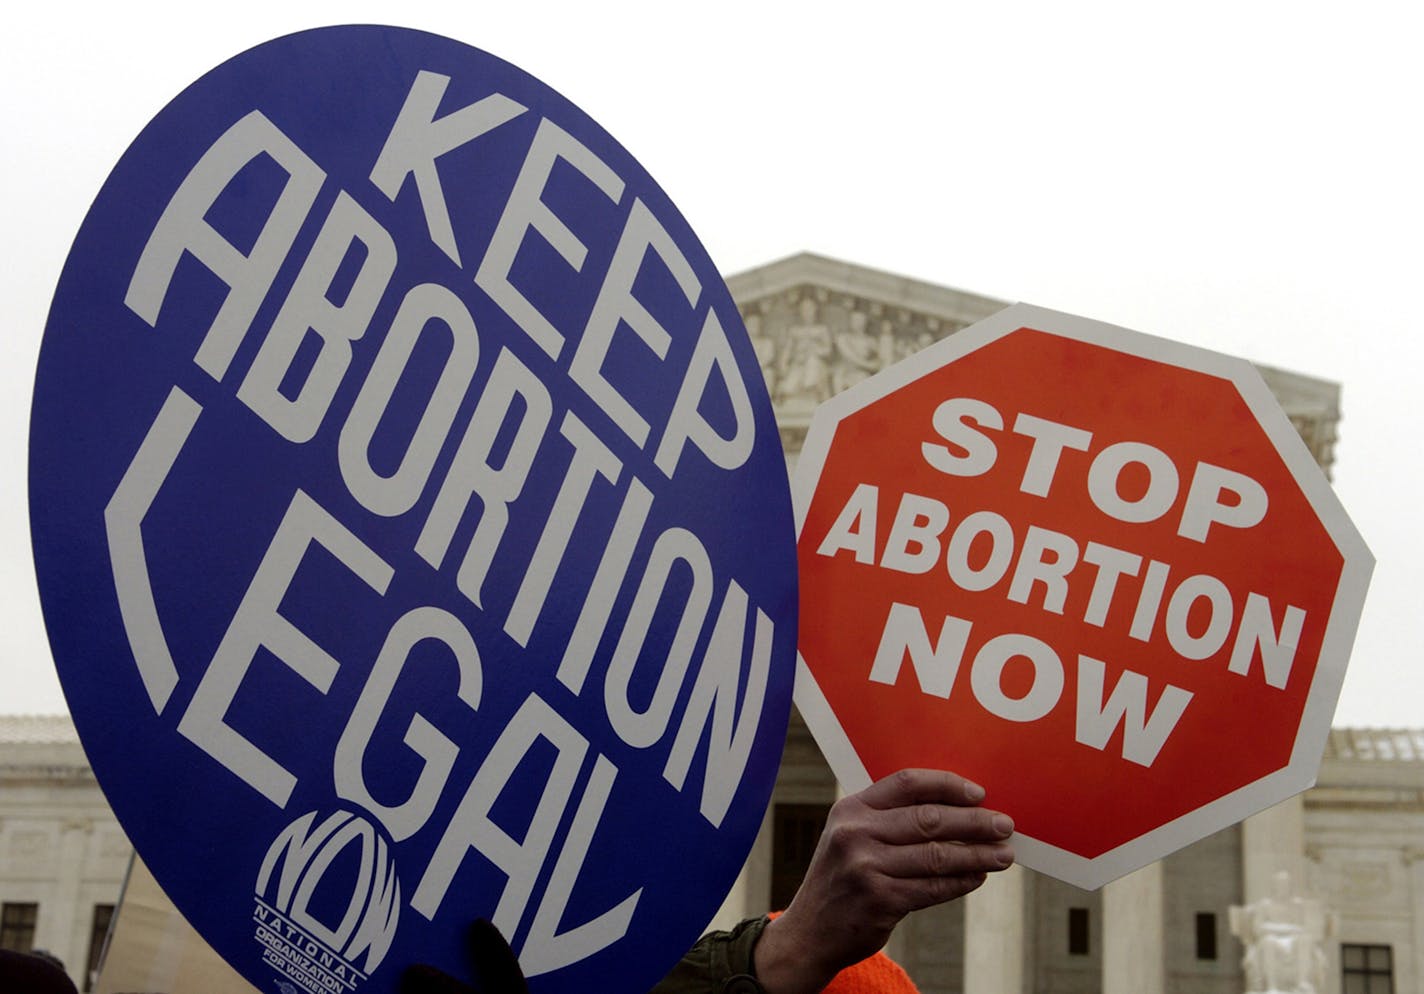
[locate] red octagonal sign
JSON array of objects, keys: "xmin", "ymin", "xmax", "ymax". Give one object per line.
[{"xmin": 792, "ymin": 304, "xmax": 1373, "ymax": 889}]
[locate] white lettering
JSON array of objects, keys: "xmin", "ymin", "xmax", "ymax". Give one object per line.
[
  {"xmin": 571, "ymin": 198, "xmax": 700, "ymax": 448},
  {"xmin": 339, "ymin": 283, "xmax": 480, "ymax": 516},
  {"xmin": 520, "ymin": 755, "xmax": 641, "ymax": 975},
  {"xmin": 971, "ymin": 634, "xmax": 1063, "ymax": 723},
  {"xmin": 815, "ymin": 483, "xmax": 879, "ymax": 564},
  {"xmin": 663, "ymin": 580, "xmax": 775, "ymax": 827},
  {"xmin": 1129, "ymin": 559, "xmax": 1171, "ymax": 642},
  {"xmin": 1086, "ymin": 441, "xmax": 1179, "ymax": 524},
  {"xmin": 333, "ymin": 607, "xmax": 482, "ymax": 841},
  {"xmin": 369, "ymin": 71, "xmax": 526, "ymax": 266},
  {"xmin": 868, "ymin": 602, "xmax": 970, "ymax": 700},
  {"xmin": 922, "ymin": 397, "xmax": 1001, "ymax": 476},
  {"xmin": 557, "ymin": 479, "xmax": 654, "ymax": 695},
  {"xmin": 1006, "ymin": 525, "xmax": 1079, "ymax": 614},
  {"xmin": 945, "ymin": 510, "xmax": 1015, "ymax": 592},
  {"xmin": 1179, "ymin": 462, "xmax": 1269, "ymax": 542},
  {"xmin": 1228, "ymin": 593, "xmax": 1307, "ymax": 689},
  {"xmin": 881, "ymin": 493, "xmax": 949, "ymax": 575},
  {"xmin": 1081, "ymin": 541, "xmax": 1143, "ymax": 628},
  {"xmin": 1074, "ymin": 655, "xmax": 1192, "ymax": 767},
  {"xmin": 105, "ymin": 387, "xmax": 202, "ymax": 713},
  {"xmin": 416, "ymin": 348, "xmax": 553, "ymax": 606},
  {"xmin": 1164, "ymin": 574, "xmax": 1234, "ymax": 660},
  {"xmin": 239, "ymin": 192, "xmax": 397, "ymax": 443},
  {"xmin": 1013, "ymin": 412, "xmax": 1092, "ymax": 497},
  {"xmin": 179, "ymin": 491, "xmax": 392, "ymax": 806},
  {"xmin": 126, "ymin": 111, "xmax": 324, "ymax": 381},
  {"xmin": 654, "ymin": 308, "xmax": 756, "ymax": 478},
  {"xmin": 604, "ymin": 528, "xmax": 713, "ymax": 749},
  {"xmin": 475, "ymin": 118, "xmax": 624, "ymax": 358},
  {"xmin": 410, "ymin": 694, "xmax": 585, "ymax": 931},
  {"xmin": 505, "ymin": 413, "xmax": 623, "ymax": 648}
]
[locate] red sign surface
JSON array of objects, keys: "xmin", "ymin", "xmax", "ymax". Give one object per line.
[{"xmin": 792, "ymin": 304, "xmax": 1372, "ymax": 889}]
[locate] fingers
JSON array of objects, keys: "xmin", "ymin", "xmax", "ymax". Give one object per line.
[
  {"xmin": 875, "ymin": 838, "xmax": 1016, "ymax": 880},
  {"xmin": 835, "ymin": 768, "xmax": 1016, "ymax": 889},
  {"xmin": 889, "ymin": 867, "xmax": 994, "ymax": 912},
  {"xmin": 872, "ymin": 800, "xmax": 1014, "ymax": 847},
  {"xmin": 768, "ymin": 768, "xmax": 1016, "ymax": 980},
  {"xmin": 858, "ymin": 768, "xmax": 986, "ymax": 811},
  {"xmin": 874, "ymin": 834, "xmax": 1016, "ymax": 913}
]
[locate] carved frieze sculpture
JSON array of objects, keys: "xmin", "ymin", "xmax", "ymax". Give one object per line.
[
  {"xmin": 732, "ymin": 269, "xmax": 1337, "ymax": 477},
  {"xmin": 741, "ymin": 289, "xmax": 961, "ymax": 425}
]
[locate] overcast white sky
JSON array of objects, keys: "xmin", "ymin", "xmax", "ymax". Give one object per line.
[{"xmin": 4, "ymin": 1, "xmax": 1420, "ymax": 726}]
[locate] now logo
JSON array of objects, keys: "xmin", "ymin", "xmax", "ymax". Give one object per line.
[{"xmin": 257, "ymin": 810, "xmax": 402, "ymax": 975}]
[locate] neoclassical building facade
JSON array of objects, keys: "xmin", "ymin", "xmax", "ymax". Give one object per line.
[
  {"xmin": 1, "ymin": 255, "xmax": 1414, "ymax": 994},
  {"xmin": 712, "ymin": 254, "xmax": 1408, "ymax": 994},
  {"xmin": 0, "ymin": 715, "xmax": 131, "ymax": 990}
]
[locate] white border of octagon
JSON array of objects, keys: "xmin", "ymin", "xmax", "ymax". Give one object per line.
[{"xmin": 790, "ymin": 302, "xmax": 1374, "ymax": 891}]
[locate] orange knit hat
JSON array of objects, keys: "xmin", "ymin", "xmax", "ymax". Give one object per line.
[{"xmin": 766, "ymin": 912, "xmax": 920, "ymax": 994}]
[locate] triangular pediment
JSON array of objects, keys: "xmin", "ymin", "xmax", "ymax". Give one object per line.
[
  {"xmin": 726, "ymin": 252, "xmax": 1339, "ymax": 476},
  {"xmin": 727, "ymin": 254, "xmax": 1003, "ymax": 442}
]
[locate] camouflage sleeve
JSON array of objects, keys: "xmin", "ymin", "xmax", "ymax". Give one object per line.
[{"xmin": 647, "ymin": 916, "xmax": 770, "ymax": 994}]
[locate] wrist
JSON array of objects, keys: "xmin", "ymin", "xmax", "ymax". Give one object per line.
[{"xmin": 752, "ymin": 913, "xmax": 839, "ymax": 994}]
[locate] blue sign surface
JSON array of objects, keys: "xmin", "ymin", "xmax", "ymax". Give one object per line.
[{"xmin": 30, "ymin": 26, "xmax": 797, "ymax": 994}]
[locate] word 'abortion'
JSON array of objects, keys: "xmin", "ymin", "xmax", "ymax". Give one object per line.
[
  {"xmin": 104, "ymin": 70, "xmax": 778, "ymax": 974},
  {"xmin": 813, "ymin": 396, "xmax": 1311, "ymax": 769}
]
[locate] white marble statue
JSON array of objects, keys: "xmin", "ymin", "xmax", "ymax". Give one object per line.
[
  {"xmin": 745, "ymin": 313, "xmax": 779, "ymax": 397},
  {"xmin": 774, "ymin": 298, "xmax": 833, "ymax": 408},
  {"xmin": 831, "ymin": 311, "xmax": 893, "ymax": 393},
  {"xmin": 1229, "ymin": 871, "xmax": 1335, "ymax": 994}
]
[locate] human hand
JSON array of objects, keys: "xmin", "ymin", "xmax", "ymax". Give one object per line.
[
  {"xmin": 400, "ymin": 919, "xmax": 528, "ymax": 994},
  {"xmin": 753, "ymin": 769, "xmax": 1014, "ymax": 994}
]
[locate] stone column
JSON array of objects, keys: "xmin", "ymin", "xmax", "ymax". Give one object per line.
[
  {"xmin": 964, "ymin": 863, "xmax": 1026, "ymax": 994},
  {"xmin": 1407, "ymin": 849, "xmax": 1424, "ymax": 994},
  {"xmin": 36, "ymin": 818, "xmax": 91, "ymax": 976},
  {"xmin": 1103, "ymin": 860, "xmax": 1165, "ymax": 994},
  {"xmin": 1242, "ymin": 794, "xmax": 1306, "ymax": 902}
]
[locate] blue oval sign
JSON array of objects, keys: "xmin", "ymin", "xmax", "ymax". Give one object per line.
[{"xmin": 30, "ymin": 25, "xmax": 796, "ymax": 994}]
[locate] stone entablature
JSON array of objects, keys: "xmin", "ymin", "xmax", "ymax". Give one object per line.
[
  {"xmin": 0, "ymin": 716, "xmax": 82, "ymax": 745},
  {"xmin": 0, "ymin": 717, "xmax": 97, "ymax": 787},
  {"xmin": 1323, "ymin": 728, "xmax": 1424, "ymax": 765},
  {"xmin": 1314, "ymin": 729, "xmax": 1424, "ymax": 802}
]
